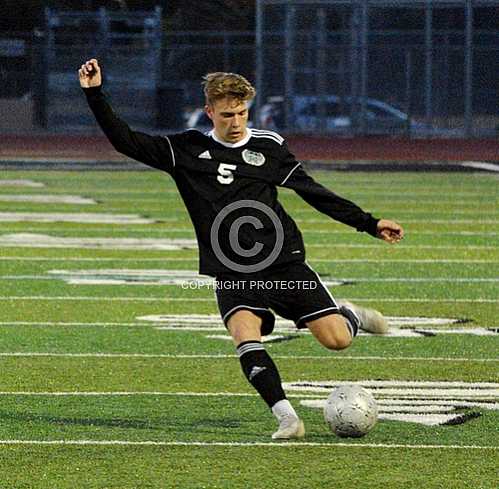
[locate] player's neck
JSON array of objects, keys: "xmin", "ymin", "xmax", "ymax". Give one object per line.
[{"xmin": 210, "ymin": 129, "xmax": 251, "ymax": 148}]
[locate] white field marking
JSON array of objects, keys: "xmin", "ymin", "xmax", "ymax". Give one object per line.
[
  {"xmin": 160, "ymin": 326, "xmax": 498, "ymax": 337},
  {"xmin": 285, "ymin": 380, "xmax": 499, "ymax": 396},
  {"xmin": 0, "ymin": 352, "xmax": 496, "ymax": 362},
  {"xmin": 461, "ymin": 161, "xmax": 499, "ymax": 172},
  {"xmin": 0, "ymin": 391, "xmax": 260, "ymax": 396},
  {"xmin": 5, "ymin": 234, "xmax": 497, "ymax": 253},
  {"xmin": 0, "ymin": 214, "xmax": 157, "ymax": 224},
  {"xmin": 204, "ymin": 329, "xmax": 497, "ymax": 339},
  {"xmin": 0, "ymin": 226, "xmax": 496, "ymax": 237},
  {"xmin": 300, "ymin": 229, "xmax": 499, "ymax": 236},
  {"xmin": 330, "ymin": 277, "xmax": 499, "ymax": 283},
  {"xmin": 47, "ymin": 269, "xmax": 212, "ymax": 287},
  {"xmin": 145, "ymin": 314, "xmax": 498, "ymax": 338},
  {"xmin": 0, "ymin": 321, "xmax": 153, "ymax": 327},
  {"xmin": 302, "ymin": 399, "xmax": 499, "ymax": 413},
  {"xmin": 0, "ymin": 228, "xmax": 194, "ymax": 235},
  {"xmin": 4, "ymin": 318, "xmax": 496, "ymax": 341},
  {"xmin": 296, "ymin": 379, "xmax": 499, "ymax": 426},
  {"xmin": 204, "ymin": 327, "xmax": 497, "ymax": 342},
  {"xmin": 378, "ymin": 413, "xmax": 473, "ymax": 425},
  {"xmin": 306, "ymin": 244, "xmax": 499, "ymax": 250},
  {"xmin": 293, "ymin": 208, "xmax": 499, "ymax": 216},
  {"xmin": 0, "ymin": 440, "xmax": 495, "ymax": 449},
  {"xmin": 0, "ymin": 392, "xmax": 497, "ymax": 408},
  {"xmin": 0, "ymin": 257, "xmax": 199, "ymax": 262},
  {"xmin": 297, "ymin": 218, "xmax": 499, "ymax": 224},
  {"xmin": 0, "ymin": 390, "xmax": 497, "ymax": 423},
  {"xmin": 0, "ymin": 234, "xmax": 197, "ymax": 250},
  {"xmin": 0, "ymin": 180, "xmax": 45, "ymax": 187},
  {"xmin": 10, "ymin": 233, "xmax": 493, "ymax": 252},
  {"xmin": 138, "ymin": 314, "xmax": 464, "ymax": 327},
  {"xmin": 94, "ymin": 192, "xmax": 495, "ymax": 202},
  {"xmin": 0, "ymin": 228, "xmax": 498, "ymax": 239},
  {"xmin": 302, "ymin": 400, "xmax": 499, "ymax": 425},
  {"xmin": 1, "ymin": 296, "xmax": 498, "ymax": 303},
  {"xmin": 46, "ymin": 189, "xmax": 497, "ymax": 197},
  {"xmin": 45, "ymin": 269, "xmax": 499, "ymax": 287},
  {"xmin": 318, "ymin": 212, "xmax": 499, "ymax": 217},
  {"xmin": 312, "ymin": 260, "xmax": 499, "ymax": 264},
  {"xmin": 0, "ymin": 296, "xmax": 214, "ymax": 301},
  {"xmin": 5, "ymin": 235, "xmax": 497, "ymax": 254},
  {"xmin": 55, "ymin": 215, "xmax": 495, "ymax": 225},
  {"xmin": 42, "ymin": 269, "xmax": 344, "ymax": 287},
  {"xmin": 0, "ymin": 257, "xmax": 496, "ymax": 264},
  {"xmin": 0, "ymin": 195, "xmax": 96, "ymax": 204}
]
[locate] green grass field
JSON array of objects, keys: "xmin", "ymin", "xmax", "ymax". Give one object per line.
[{"xmin": 0, "ymin": 169, "xmax": 497, "ymax": 488}]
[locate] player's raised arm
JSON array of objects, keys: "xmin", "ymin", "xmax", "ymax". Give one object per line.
[
  {"xmin": 79, "ymin": 59, "xmax": 175, "ymax": 174},
  {"xmin": 78, "ymin": 58, "xmax": 102, "ymax": 88}
]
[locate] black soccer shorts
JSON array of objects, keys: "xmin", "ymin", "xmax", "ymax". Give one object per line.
[{"xmin": 214, "ymin": 261, "xmax": 340, "ymax": 335}]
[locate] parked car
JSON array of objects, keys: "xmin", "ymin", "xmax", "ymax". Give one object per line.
[{"xmin": 259, "ymin": 95, "xmax": 429, "ymax": 134}]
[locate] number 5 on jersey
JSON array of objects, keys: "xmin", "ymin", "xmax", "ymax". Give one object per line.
[{"xmin": 217, "ymin": 163, "xmax": 237, "ymax": 185}]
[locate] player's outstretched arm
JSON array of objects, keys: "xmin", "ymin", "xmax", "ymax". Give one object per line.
[
  {"xmin": 376, "ymin": 219, "xmax": 404, "ymax": 244},
  {"xmin": 78, "ymin": 59, "xmax": 175, "ymax": 174}
]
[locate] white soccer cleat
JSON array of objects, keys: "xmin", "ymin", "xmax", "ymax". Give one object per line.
[
  {"xmin": 271, "ymin": 415, "xmax": 305, "ymax": 440},
  {"xmin": 340, "ymin": 301, "xmax": 389, "ymax": 335}
]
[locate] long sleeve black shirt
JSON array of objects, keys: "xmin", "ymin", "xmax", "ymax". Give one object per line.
[{"xmin": 83, "ymin": 86, "xmax": 379, "ymax": 277}]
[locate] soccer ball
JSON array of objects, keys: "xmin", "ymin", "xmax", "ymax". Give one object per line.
[{"xmin": 324, "ymin": 384, "xmax": 378, "ymax": 438}]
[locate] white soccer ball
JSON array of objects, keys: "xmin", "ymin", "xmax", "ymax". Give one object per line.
[{"xmin": 324, "ymin": 384, "xmax": 378, "ymax": 438}]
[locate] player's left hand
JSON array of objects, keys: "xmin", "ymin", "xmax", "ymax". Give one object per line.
[{"xmin": 376, "ymin": 219, "xmax": 404, "ymax": 244}]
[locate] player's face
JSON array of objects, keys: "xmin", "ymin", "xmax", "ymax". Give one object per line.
[{"xmin": 205, "ymin": 97, "xmax": 249, "ymax": 144}]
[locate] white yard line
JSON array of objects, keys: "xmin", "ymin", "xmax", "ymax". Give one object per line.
[
  {"xmin": 0, "ymin": 321, "xmax": 152, "ymax": 327},
  {"xmin": 0, "ymin": 257, "xmax": 195, "ymax": 262},
  {"xmin": 0, "ymin": 296, "xmax": 497, "ymax": 303},
  {"xmin": 0, "ymin": 180, "xmax": 45, "ymax": 188},
  {"xmin": 305, "ymin": 244, "xmax": 498, "ymax": 250},
  {"xmin": 0, "ymin": 439, "xmax": 495, "ymax": 449},
  {"xmin": 1, "ymin": 275, "xmax": 497, "ymax": 284},
  {"xmin": 461, "ymin": 161, "xmax": 499, "ymax": 172},
  {"xmin": 0, "ymin": 227, "xmax": 497, "ymax": 236},
  {"xmin": 0, "ymin": 258, "xmax": 496, "ymax": 264},
  {"xmin": 0, "ymin": 195, "xmax": 96, "ymax": 204},
  {"xmin": 0, "ymin": 213, "xmax": 157, "ymax": 224},
  {"xmin": 0, "ymin": 352, "xmax": 495, "ymax": 362}
]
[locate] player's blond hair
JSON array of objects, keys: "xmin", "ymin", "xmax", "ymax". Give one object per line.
[{"xmin": 202, "ymin": 72, "xmax": 256, "ymax": 106}]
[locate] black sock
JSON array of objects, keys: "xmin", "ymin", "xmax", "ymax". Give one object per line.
[
  {"xmin": 339, "ymin": 306, "xmax": 360, "ymax": 338},
  {"xmin": 236, "ymin": 341, "xmax": 286, "ymax": 408}
]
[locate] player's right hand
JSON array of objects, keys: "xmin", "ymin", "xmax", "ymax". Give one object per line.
[{"xmin": 78, "ymin": 59, "xmax": 102, "ymax": 88}]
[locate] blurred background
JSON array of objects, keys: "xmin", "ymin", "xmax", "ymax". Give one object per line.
[{"xmin": 0, "ymin": 0, "xmax": 497, "ymax": 137}]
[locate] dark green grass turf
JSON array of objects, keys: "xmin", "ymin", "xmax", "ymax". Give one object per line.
[
  {"xmin": 0, "ymin": 170, "xmax": 497, "ymax": 488},
  {"xmin": 0, "ymin": 445, "xmax": 496, "ymax": 489}
]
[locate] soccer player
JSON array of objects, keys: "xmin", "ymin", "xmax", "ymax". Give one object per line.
[{"xmin": 79, "ymin": 59, "xmax": 404, "ymax": 439}]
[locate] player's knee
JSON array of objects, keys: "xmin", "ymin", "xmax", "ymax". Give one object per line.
[
  {"xmin": 308, "ymin": 315, "xmax": 352, "ymax": 351},
  {"xmin": 322, "ymin": 328, "xmax": 352, "ymax": 351},
  {"xmin": 227, "ymin": 310, "xmax": 262, "ymax": 344}
]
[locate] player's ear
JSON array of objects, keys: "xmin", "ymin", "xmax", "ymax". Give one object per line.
[{"xmin": 204, "ymin": 104, "xmax": 214, "ymax": 121}]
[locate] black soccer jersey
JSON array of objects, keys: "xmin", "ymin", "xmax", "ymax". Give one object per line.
[{"xmin": 83, "ymin": 86, "xmax": 379, "ymax": 276}]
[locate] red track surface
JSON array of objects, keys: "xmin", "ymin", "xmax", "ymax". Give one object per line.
[{"xmin": 0, "ymin": 134, "xmax": 498, "ymax": 161}]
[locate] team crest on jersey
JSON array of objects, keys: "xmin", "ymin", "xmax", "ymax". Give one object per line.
[{"xmin": 242, "ymin": 149, "xmax": 266, "ymax": 166}]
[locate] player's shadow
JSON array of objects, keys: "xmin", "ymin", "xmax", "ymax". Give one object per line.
[
  {"xmin": 0, "ymin": 410, "xmax": 154, "ymax": 430},
  {"xmin": 0, "ymin": 410, "xmax": 251, "ymax": 434}
]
